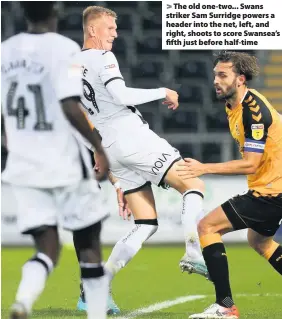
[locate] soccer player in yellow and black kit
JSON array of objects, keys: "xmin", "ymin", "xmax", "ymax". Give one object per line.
[{"xmin": 177, "ymin": 51, "xmax": 282, "ymax": 319}]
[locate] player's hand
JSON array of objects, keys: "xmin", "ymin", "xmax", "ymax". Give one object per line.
[
  {"xmin": 116, "ymin": 188, "xmax": 132, "ymax": 221},
  {"xmin": 93, "ymin": 149, "xmax": 110, "ymax": 181},
  {"xmin": 163, "ymin": 88, "xmax": 179, "ymax": 110},
  {"xmin": 176, "ymin": 158, "xmax": 206, "ymax": 179}
]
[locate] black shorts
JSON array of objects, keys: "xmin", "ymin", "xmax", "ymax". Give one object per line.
[{"xmin": 221, "ymin": 190, "xmax": 282, "ymax": 237}]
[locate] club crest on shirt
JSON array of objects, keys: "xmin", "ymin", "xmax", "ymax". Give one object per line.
[{"xmin": 251, "ymin": 123, "xmax": 264, "ymax": 140}]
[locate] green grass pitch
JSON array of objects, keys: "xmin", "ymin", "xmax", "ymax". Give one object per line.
[{"xmin": 1, "ymin": 245, "xmax": 281, "ymax": 318}]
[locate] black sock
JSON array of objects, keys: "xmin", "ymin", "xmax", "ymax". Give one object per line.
[
  {"xmin": 73, "ymin": 234, "xmax": 85, "ymax": 300},
  {"xmin": 203, "ymin": 243, "xmax": 234, "ymax": 308},
  {"xmin": 268, "ymin": 245, "xmax": 282, "ymax": 275},
  {"xmin": 73, "ymin": 233, "xmax": 81, "ymax": 262}
]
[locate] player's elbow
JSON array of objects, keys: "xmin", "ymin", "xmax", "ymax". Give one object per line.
[
  {"xmin": 246, "ymin": 162, "xmax": 259, "ymax": 174},
  {"xmin": 112, "ymin": 93, "xmax": 127, "ymax": 105}
]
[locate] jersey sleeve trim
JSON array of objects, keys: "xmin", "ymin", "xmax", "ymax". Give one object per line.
[
  {"xmin": 244, "ymin": 138, "xmax": 265, "ymax": 153},
  {"xmin": 244, "ymin": 147, "xmax": 264, "ymax": 154},
  {"xmin": 104, "ymin": 76, "xmax": 124, "ymax": 86}
]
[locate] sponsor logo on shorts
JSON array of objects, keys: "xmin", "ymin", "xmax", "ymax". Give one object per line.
[{"xmin": 151, "ymin": 153, "xmax": 172, "ymax": 176}]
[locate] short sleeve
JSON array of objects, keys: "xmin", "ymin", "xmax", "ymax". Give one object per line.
[
  {"xmin": 99, "ymin": 51, "xmax": 124, "ymax": 86},
  {"xmin": 243, "ymin": 100, "xmax": 272, "ymax": 153}
]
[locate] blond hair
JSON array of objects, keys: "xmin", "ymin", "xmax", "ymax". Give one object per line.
[{"xmin": 83, "ymin": 6, "xmax": 117, "ymax": 29}]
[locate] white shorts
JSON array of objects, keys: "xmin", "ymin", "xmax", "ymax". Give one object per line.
[
  {"xmin": 3, "ymin": 179, "xmax": 108, "ymax": 234},
  {"xmin": 105, "ymin": 127, "xmax": 182, "ymax": 194}
]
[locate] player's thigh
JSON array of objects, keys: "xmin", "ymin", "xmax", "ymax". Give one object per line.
[
  {"xmin": 2, "ymin": 183, "xmax": 57, "ymax": 234},
  {"xmin": 125, "ymin": 183, "xmax": 157, "ymax": 220},
  {"xmin": 111, "ymin": 129, "xmax": 182, "ymax": 189},
  {"xmin": 164, "ymin": 159, "xmax": 205, "ymax": 194},
  {"xmin": 104, "ymin": 141, "xmax": 151, "ymax": 194},
  {"xmin": 198, "ymin": 206, "xmax": 234, "ymax": 236},
  {"xmin": 55, "ymin": 179, "xmax": 108, "ymax": 231}
]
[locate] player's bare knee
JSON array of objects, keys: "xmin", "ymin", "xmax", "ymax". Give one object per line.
[
  {"xmin": 165, "ymin": 162, "xmax": 205, "ymax": 194},
  {"xmin": 187, "ymin": 178, "xmax": 205, "ymax": 193},
  {"xmin": 197, "ymin": 218, "xmax": 212, "ymax": 236}
]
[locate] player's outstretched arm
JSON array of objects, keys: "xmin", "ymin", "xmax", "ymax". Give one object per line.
[
  {"xmin": 61, "ymin": 97, "xmax": 109, "ymax": 181},
  {"xmin": 107, "ymin": 81, "xmax": 179, "ymax": 109},
  {"xmin": 176, "ymin": 153, "xmax": 263, "ymax": 179},
  {"xmin": 100, "ymin": 52, "xmax": 179, "ymax": 108}
]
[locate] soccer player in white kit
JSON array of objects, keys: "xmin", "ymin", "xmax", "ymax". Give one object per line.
[
  {"xmin": 1, "ymin": 3, "xmax": 110, "ymax": 319},
  {"xmin": 75, "ymin": 6, "xmax": 209, "ymax": 314}
]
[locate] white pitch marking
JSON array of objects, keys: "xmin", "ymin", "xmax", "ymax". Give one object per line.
[
  {"xmin": 235, "ymin": 293, "xmax": 282, "ymax": 297},
  {"xmin": 114, "ymin": 293, "xmax": 282, "ymax": 319},
  {"xmin": 115, "ymin": 295, "xmax": 206, "ymax": 319}
]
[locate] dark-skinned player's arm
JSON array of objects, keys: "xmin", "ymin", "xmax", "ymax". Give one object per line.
[
  {"xmin": 61, "ymin": 97, "xmax": 109, "ymax": 181},
  {"xmin": 1, "ymin": 112, "xmax": 7, "ymax": 148}
]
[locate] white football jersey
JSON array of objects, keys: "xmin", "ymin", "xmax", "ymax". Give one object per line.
[
  {"xmin": 75, "ymin": 49, "xmax": 165, "ymax": 146},
  {"xmin": 1, "ymin": 32, "xmax": 92, "ymax": 187}
]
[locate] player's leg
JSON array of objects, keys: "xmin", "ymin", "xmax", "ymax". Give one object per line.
[
  {"xmin": 60, "ymin": 179, "xmax": 109, "ymax": 319},
  {"xmin": 246, "ymin": 193, "xmax": 282, "ymax": 276},
  {"xmin": 189, "ymin": 206, "xmax": 240, "ymax": 319},
  {"xmin": 103, "ymin": 183, "xmax": 158, "ymax": 314},
  {"xmin": 73, "ymin": 222, "xmax": 108, "ymax": 319},
  {"xmin": 190, "ymin": 190, "xmax": 281, "ymax": 318},
  {"xmin": 163, "ymin": 160, "xmax": 207, "ymax": 275},
  {"xmin": 9, "ymin": 185, "xmax": 60, "ymax": 318},
  {"xmin": 115, "ymin": 130, "xmax": 207, "ymax": 277},
  {"xmin": 106, "ymin": 183, "xmax": 158, "ymax": 282},
  {"xmin": 74, "ymin": 151, "xmax": 158, "ymax": 314},
  {"xmin": 248, "ymin": 229, "xmax": 282, "ymax": 275},
  {"xmin": 101, "ymin": 146, "xmax": 159, "ymax": 291}
]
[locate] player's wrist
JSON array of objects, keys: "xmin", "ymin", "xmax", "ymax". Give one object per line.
[
  {"xmin": 160, "ymin": 88, "xmax": 167, "ymax": 98},
  {"xmin": 114, "ymin": 181, "xmax": 121, "ymax": 190},
  {"xmin": 202, "ymin": 163, "xmax": 211, "ymax": 174}
]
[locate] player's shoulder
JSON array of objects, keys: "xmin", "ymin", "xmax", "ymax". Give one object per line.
[
  {"xmin": 47, "ymin": 33, "xmax": 81, "ymax": 56},
  {"xmin": 78, "ymin": 49, "xmax": 118, "ymax": 69},
  {"xmin": 1, "ymin": 33, "xmax": 22, "ymax": 51},
  {"xmin": 242, "ymin": 89, "xmax": 273, "ymax": 126},
  {"xmin": 100, "ymin": 50, "xmax": 119, "ymax": 67},
  {"xmin": 242, "ymin": 89, "xmax": 272, "ymax": 112}
]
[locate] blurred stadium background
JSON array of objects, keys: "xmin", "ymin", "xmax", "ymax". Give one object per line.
[
  {"xmin": 1, "ymin": 0, "xmax": 281, "ymax": 243},
  {"xmin": 2, "ymin": 0, "xmax": 282, "ymax": 242},
  {"xmin": 1, "ymin": 2, "xmax": 281, "ymax": 318},
  {"xmin": 1, "ymin": 0, "xmax": 281, "ymax": 241},
  {"xmin": 2, "ymin": 1, "xmax": 282, "ymax": 165}
]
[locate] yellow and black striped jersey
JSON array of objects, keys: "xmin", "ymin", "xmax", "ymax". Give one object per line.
[{"xmin": 226, "ymin": 89, "xmax": 282, "ymax": 196}]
